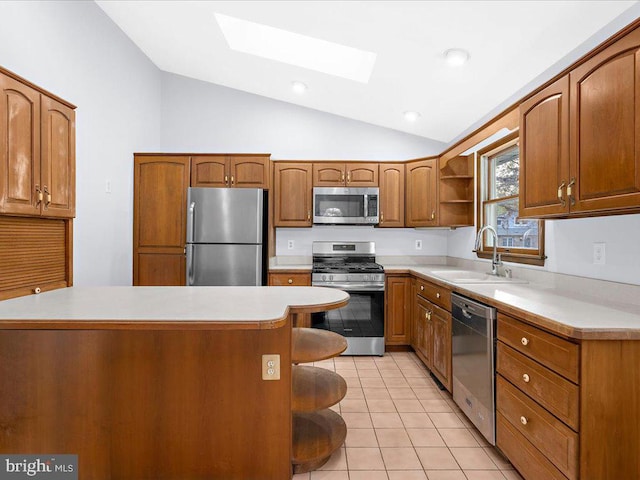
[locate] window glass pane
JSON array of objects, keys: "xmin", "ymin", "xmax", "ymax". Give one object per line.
[
  {"xmin": 484, "ymin": 198, "xmax": 539, "ymax": 250},
  {"xmin": 490, "ymin": 145, "xmax": 519, "ymax": 199}
]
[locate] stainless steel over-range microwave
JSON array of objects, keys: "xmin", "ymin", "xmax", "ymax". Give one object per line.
[{"xmin": 313, "ymin": 187, "xmax": 379, "ymax": 225}]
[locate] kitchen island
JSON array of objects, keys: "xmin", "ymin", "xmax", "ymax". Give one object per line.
[{"xmin": 0, "ymin": 286, "xmax": 349, "ymax": 480}]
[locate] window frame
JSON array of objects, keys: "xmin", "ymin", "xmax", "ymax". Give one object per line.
[{"xmin": 476, "ymin": 130, "xmax": 546, "ymax": 266}]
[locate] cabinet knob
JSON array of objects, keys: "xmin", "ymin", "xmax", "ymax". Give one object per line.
[
  {"xmin": 431, "ymin": 210, "xmax": 435, "ymax": 220},
  {"xmin": 436, "ymin": 292, "xmax": 441, "ymax": 299},
  {"xmin": 522, "ymin": 373, "xmax": 530, "ymax": 383},
  {"xmin": 230, "ymin": 175, "xmax": 235, "ymax": 186},
  {"xmin": 420, "ymin": 285, "xmax": 424, "ymax": 291},
  {"xmin": 380, "ymin": 212, "xmax": 384, "ymax": 223},
  {"xmin": 557, "ymin": 181, "xmax": 566, "ymax": 206},
  {"xmin": 35, "ymin": 185, "xmax": 43, "ymax": 206},
  {"xmin": 346, "ymin": 171, "xmax": 351, "ymax": 183},
  {"xmin": 307, "ymin": 210, "xmax": 311, "ymax": 221},
  {"xmin": 225, "ymin": 175, "xmax": 229, "ymax": 185},
  {"xmin": 567, "ymin": 177, "xmax": 576, "ymax": 205},
  {"xmin": 288, "ymin": 278, "xmax": 293, "ymax": 284},
  {"xmin": 521, "ymin": 337, "xmax": 529, "ymax": 346},
  {"xmin": 33, "ymin": 287, "xmax": 41, "ymax": 294},
  {"xmin": 520, "ymin": 416, "xmax": 528, "ymax": 425},
  {"xmin": 44, "ymin": 186, "xmax": 51, "ymax": 207}
]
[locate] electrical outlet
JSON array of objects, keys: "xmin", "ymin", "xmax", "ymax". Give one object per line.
[
  {"xmin": 415, "ymin": 239, "xmax": 422, "ymax": 250},
  {"xmin": 593, "ymin": 243, "xmax": 606, "ymax": 265},
  {"xmin": 105, "ymin": 179, "xmax": 112, "ymax": 194},
  {"xmin": 262, "ymin": 354, "xmax": 280, "ymax": 380},
  {"xmin": 287, "ymin": 240, "xmax": 294, "ymax": 250}
]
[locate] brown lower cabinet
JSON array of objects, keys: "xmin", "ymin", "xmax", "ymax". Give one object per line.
[
  {"xmin": 496, "ymin": 312, "xmax": 640, "ymax": 479},
  {"xmin": 410, "ymin": 277, "xmax": 452, "ymax": 391},
  {"xmin": 384, "ymin": 274, "xmax": 411, "ymax": 345},
  {"xmin": 269, "ymin": 271, "xmax": 312, "ymax": 327}
]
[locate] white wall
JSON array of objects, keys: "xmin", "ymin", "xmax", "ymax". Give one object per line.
[
  {"xmin": 160, "ymin": 72, "xmax": 445, "ymax": 159},
  {"xmin": 276, "ymin": 227, "xmax": 449, "ymax": 257},
  {"xmin": 0, "ymin": 1, "xmax": 162, "ymax": 286},
  {"xmin": 447, "ymin": 215, "xmax": 640, "ymax": 286}
]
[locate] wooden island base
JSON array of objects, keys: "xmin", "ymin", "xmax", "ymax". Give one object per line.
[{"xmin": 0, "ymin": 326, "xmax": 293, "ymax": 479}]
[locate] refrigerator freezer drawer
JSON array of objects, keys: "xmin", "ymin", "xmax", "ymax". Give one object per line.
[{"xmin": 187, "ymin": 244, "xmax": 262, "ymax": 286}]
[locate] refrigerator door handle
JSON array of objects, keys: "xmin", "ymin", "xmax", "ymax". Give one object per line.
[
  {"xmin": 186, "ymin": 244, "xmax": 195, "ymax": 286},
  {"xmin": 187, "ymin": 201, "xmax": 196, "ymax": 243}
]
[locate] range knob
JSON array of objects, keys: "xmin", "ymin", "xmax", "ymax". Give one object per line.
[
  {"xmin": 322, "ymin": 275, "xmax": 327, "ymax": 281},
  {"xmin": 329, "ymin": 275, "xmax": 334, "ymax": 281}
]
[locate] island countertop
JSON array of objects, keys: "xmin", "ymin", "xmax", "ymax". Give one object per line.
[{"xmin": 0, "ymin": 286, "xmax": 349, "ymax": 330}]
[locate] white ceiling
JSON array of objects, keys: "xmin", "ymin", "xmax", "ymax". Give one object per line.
[{"xmin": 96, "ymin": 1, "xmax": 638, "ymax": 143}]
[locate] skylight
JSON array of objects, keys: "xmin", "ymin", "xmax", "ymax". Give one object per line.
[{"xmin": 215, "ymin": 13, "xmax": 377, "ymax": 83}]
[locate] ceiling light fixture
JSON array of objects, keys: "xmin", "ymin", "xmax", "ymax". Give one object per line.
[
  {"xmin": 291, "ymin": 81, "xmax": 308, "ymax": 94},
  {"xmin": 444, "ymin": 48, "xmax": 470, "ymax": 67},
  {"xmin": 404, "ymin": 111, "xmax": 421, "ymax": 122},
  {"xmin": 215, "ymin": 13, "xmax": 377, "ymax": 83}
]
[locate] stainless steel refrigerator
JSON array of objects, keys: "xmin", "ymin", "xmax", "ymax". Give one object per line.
[{"xmin": 186, "ymin": 187, "xmax": 266, "ymax": 286}]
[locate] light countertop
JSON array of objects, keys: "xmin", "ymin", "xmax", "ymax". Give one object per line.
[
  {"xmin": 380, "ymin": 263, "xmax": 640, "ymax": 339},
  {"xmin": 0, "ymin": 286, "xmax": 349, "ymax": 330}
]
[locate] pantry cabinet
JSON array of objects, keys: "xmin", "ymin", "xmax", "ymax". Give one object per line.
[
  {"xmin": 379, "ymin": 163, "xmax": 405, "ymax": 227},
  {"xmin": 133, "ymin": 155, "xmax": 190, "ymax": 286},
  {"xmin": 0, "ymin": 72, "xmax": 75, "ymax": 218},
  {"xmin": 312, "ymin": 162, "xmax": 378, "ymax": 187},
  {"xmin": 190, "ymin": 154, "xmax": 270, "ymax": 189},
  {"xmin": 520, "ymin": 25, "xmax": 640, "ymax": 218},
  {"xmin": 273, "ymin": 162, "xmax": 313, "ymax": 227},
  {"xmin": 405, "ymin": 158, "xmax": 438, "ymax": 227}
]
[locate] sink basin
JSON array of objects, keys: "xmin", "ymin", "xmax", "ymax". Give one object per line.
[{"xmin": 428, "ymin": 270, "xmax": 528, "ymax": 285}]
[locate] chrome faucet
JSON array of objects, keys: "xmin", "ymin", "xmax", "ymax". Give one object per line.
[{"xmin": 474, "ymin": 225, "xmax": 502, "ymax": 276}]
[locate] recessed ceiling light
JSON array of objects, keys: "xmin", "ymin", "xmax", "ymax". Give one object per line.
[
  {"xmin": 444, "ymin": 48, "xmax": 470, "ymax": 67},
  {"xmin": 291, "ymin": 81, "xmax": 308, "ymax": 94},
  {"xmin": 215, "ymin": 13, "xmax": 377, "ymax": 83},
  {"xmin": 404, "ymin": 111, "xmax": 421, "ymax": 122}
]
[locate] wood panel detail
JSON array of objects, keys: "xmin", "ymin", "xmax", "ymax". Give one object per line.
[
  {"xmin": 273, "ymin": 163, "xmax": 313, "ymax": 227},
  {"xmin": 379, "ymin": 163, "xmax": 405, "ymax": 227},
  {"xmin": 0, "ymin": 216, "xmax": 69, "ymax": 299},
  {"xmin": 406, "ymin": 158, "xmax": 438, "ymax": 227}
]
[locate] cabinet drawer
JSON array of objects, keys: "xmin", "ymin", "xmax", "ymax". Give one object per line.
[
  {"xmin": 268, "ymin": 272, "xmax": 311, "ymax": 286},
  {"xmin": 415, "ymin": 278, "xmax": 451, "ymax": 310},
  {"xmin": 497, "ymin": 376, "xmax": 578, "ymax": 479},
  {"xmin": 497, "ymin": 412, "xmax": 569, "ymax": 480},
  {"xmin": 497, "ymin": 342, "xmax": 579, "ymax": 431},
  {"xmin": 498, "ymin": 313, "xmax": 579, "ymax": 383}
]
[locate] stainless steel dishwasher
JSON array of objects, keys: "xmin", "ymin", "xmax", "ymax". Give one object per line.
[{"xmin": 451, "ymin": 293, "xmax": 497, "ymax": 445}]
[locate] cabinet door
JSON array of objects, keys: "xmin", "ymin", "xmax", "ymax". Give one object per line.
[
  {"xmin": 431, "ymin": 304, "xmax": 452, "ymax": 391},
  {"xmin": 0, "ymin": 74, "xmax": 41, "ymax": 216},
  {"xmin": 384, "ymin": 275, "xmax": 411, "ymax": 345},
  {"xmin": 379, "ymin": 163, "xmax": 404, "ymax": 227},
  {"xmin": 191, "ymin": 156, "xmax": 228, "ymax": 187},
  {"xmin": 414, "ymin": 296, "xmax": 433, "ymax": 368},
  {"xmin": 133, "ymin": 156, "xmax": 190, "ymax": 285},
  {"xmin": 406, "ymin": 159, "xmax": 438, "ymax": 227},
  {"xmin": 40, "ymin": 95, "xmax": 75, "ymax": 218},
  {"xmin": 230, "ymin": 155, "xmax": 270, "ymax": 188},
  {"xmin": 136, "ymin": 253, "xmax": 186, "ymax": 286},
  {"xmin": 313, "ymin": 162, "xmax": 345, "ymax": 186},
  {"xmin": 569, "ymin": 27, "xmax": 640, "ymax": 213},
  {"xmin": 346, "ymin": 163, "xmax": 378, "ymax": 186},
  {"xmin": 273, "ymin": 163, "xmax": 312, "ymax": 226},
  {"xmin": 519, "ymin": 76, "xmax": 570, "ymax": 218}
]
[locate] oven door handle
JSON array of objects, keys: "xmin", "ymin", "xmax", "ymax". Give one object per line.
[{"xmin": 312, "ymin": 283, "xmax": 385, "ymax": 291}]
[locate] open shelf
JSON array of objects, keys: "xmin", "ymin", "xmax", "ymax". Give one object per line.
[
  {"xmin": 439, "ymin": 155, "xmax": 474, "ymax": 227},
  {"xmin": 292, "ymin": 328, "xmax": 348, "ymax": 364},
  {"xmin": 292, "ymin": 409, "xmax": 347, "ymax": 473},
  {"xmin": 292, "ymin": 365, "xmax": 347, "ymax": 412}
]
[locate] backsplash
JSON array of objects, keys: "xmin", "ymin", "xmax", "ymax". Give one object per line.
[{"xmin": 275, "ymin": 227, "xmax": 449, "ymax": 256}]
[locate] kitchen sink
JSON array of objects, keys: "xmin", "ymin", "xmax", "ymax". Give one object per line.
[{"xmin": 428, "ymin": 270, "xmax": 528, "ymax": 284}]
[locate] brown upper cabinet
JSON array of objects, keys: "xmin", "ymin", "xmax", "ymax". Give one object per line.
[
  {"xmin": 133, "ymin": 155, "xmax": 190, "ymax": 286},
  {"xmin": 405, "ymin": 158, "xmax": 438, "ymax": 227},
  {"xmin": 273, "ymin": 162, "xmax": 313, "ymax": 227},
  {"xmin": 379, "ymin": 163, "xmax": 405, "ymax": 227},
  {"xmin": 0, "ymin": 72, "xmax": 75, "ymax": 218},
  {"xmin": 313, "ymin": 162, "xmax": 378, "ymax": 187},
  {"xmin": 520, "ymin": 25, "xmax": 640, "ymax": 218},
  {"xmin": 191, "ymin": 154, "xmax": 270, "ymax": 189}
]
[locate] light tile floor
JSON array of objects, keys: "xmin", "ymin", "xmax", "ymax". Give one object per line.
[{"xmin": 294, "ymin": 351, "xmax": 524, "ymax": 480}]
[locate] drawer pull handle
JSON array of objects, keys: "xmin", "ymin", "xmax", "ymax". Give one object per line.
[
  {"xmin": 520, "ymin": 416, "xmax": 528, "ymax": 425},
  {"xmin": 522, "ymin": 373, "xmax": 530, "ymax": 383},
  {"xmin": 436, "ymin": 292, "xmax": 441, "ymax": 299},
  {"xmin": 521, "ymin": 337, "xmax": 529, "ymax": 346},
  {"xmin": 288, "ymin": 279, "xmax": 293, "ymax": 284},
  {"xmin": 420, "ymin": 285, "xmax": 424, "ymax": 291}
]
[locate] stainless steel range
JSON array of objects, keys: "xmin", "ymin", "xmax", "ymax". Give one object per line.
[{"xmin": 311, "ymin": 241, "xmax": 385, "ymax": 356}]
